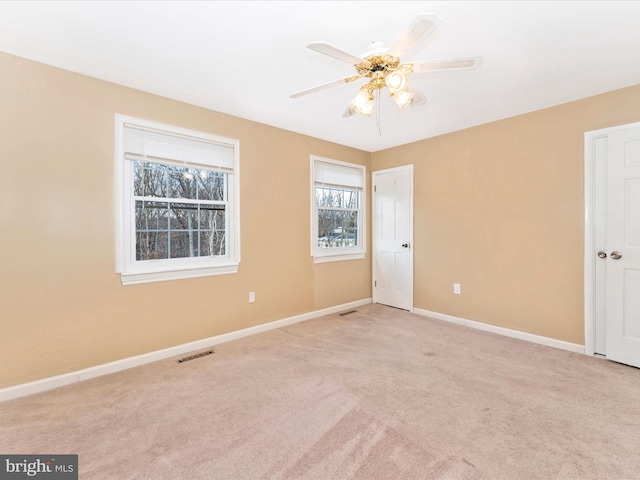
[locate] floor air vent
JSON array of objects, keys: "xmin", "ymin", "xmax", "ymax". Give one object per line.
[
  {"xmin": 339, "ymin": 310, "xmax": 357, "ymax": 316},
  {"xmin": 177, "ymin": 349, "xmax": 214, "ymax": 364}
]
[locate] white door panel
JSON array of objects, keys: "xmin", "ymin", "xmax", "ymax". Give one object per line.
[
  {"xmin": 373, "ymin": 166, "xmax": 413, "ymax": 310},
  {"xmin": 606, "ymin": 126, "xmax": 640, "ymax": 367}
]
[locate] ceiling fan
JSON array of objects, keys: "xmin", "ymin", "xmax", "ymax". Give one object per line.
[{"xmin": 290, "ymin": 14, "xmax": 482, "ymax": 117}]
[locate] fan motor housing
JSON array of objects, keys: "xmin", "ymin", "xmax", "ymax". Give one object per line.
[
  {"xmin": 357, "ymin": 54, "xmax": 401, "ymax": 78},
  {"xmin": 356, "ymin": 54, "xmax": 413, "ymax": 92}
]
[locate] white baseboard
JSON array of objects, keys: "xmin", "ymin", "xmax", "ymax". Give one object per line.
[
  {"xmin": 0, "ymin": 298, "xmax": 372, "ymax": 403},
  {"xmin": 413, "ymin": 308, "xmax": 585, "ymax": 355}
]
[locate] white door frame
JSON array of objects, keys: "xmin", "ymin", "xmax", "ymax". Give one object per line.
[
  {"xmin": 584, "ymin": 121, "xmax": 640, "ymax": 356},
  {"xmin": 372, "ymin": 164, "xmax": 414, "ymax": 311}
]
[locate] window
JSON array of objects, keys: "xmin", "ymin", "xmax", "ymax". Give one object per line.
[
  {"xmin": 115, "ymin": 115, "xmax": 240, "ymax": 285},
  {"xmin": 311, "ymin": 156, "xmax": 366, "ymax": 263}
]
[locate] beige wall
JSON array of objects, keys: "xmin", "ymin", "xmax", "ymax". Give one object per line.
[
  {"xmin": 0, "ymin": 52, "xmax": 371, "ymax": 389},
  {"xmin": 372, "ymin": 83, "xmax": 640, "ymax": 344}
]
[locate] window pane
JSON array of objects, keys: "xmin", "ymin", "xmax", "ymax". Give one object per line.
[
  {"xmin": 169, "ymin": 203, "xmax": 198, "ymax": 230},
  {"xmin": 167, "ymin": 166, "xmax": 197, "ymax": 199},
  {"xmin": 199, "ymin": 206, "xmax": 226, "ymax": 230},
  {"xmin": 197, "ymin": 171, "xmax": 225, "ymax": 201},
  {"xmin": 343, "ymin": 189, "xmax": 359, "ymax": 209},
  {"xmin": 169, "ymin": 231, "xmax": 193, "ymax": 258},
  {"xmin": 316, "ymin": 187, "xmax": 341, "ymax": 208},
  {"xmin": 135, "ymin": 201, "xmax": 168, "ymax": 230},
  {"xmin": 199, "ymin": 231, "xmax": 226, "ymax": 256},
  {"xmin": 317, "ymin": 209, "xmax": 358, "ymax": 248},
  {"xmin": 134, "ymin": 162, "xmax": 168, "ymax": 197},
  {"xmin": 136, "ymin": 232, "xmax": 168, "ymax": 260}
]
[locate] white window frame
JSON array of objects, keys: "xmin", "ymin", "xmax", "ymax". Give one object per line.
[
  {"xmin": 115, "ymin": 114, "xmax": 240, "ymax": 285},
  {"xmin": 311, "ymin": 155, "xmax": 366, "ymax": 263}
]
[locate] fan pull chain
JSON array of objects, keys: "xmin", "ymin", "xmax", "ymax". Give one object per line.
[{"xmin": 376, "ymin": 89, "xmax": 382, "ymax": 136}]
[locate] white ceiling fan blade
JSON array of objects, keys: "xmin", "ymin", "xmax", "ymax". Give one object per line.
[
  {"xmin": 410, "ymin": 89, "xmax": 427, "ymax": 106},
  {"xmin": 387, "ymin": 14, "xmax": 441, "ymax": 58},
  {"xmin": 342, "ymin": 105, "xmax": 356, "ymax": 117},
  {"xmin": 290, "ymin": 75, "xmax": 361, "ymax": 99},
  {"xmin": 307, "ymin": 42, "xmax": 371, "ymax": 67},
  {"xmin": 411, "ymin": 56, "xmax": 482, "ymax": 73}
]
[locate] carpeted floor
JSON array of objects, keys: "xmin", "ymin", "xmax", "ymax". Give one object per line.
[{"xmin": 1, "ymin": 304, "xmax": 640, "ymax": 479}]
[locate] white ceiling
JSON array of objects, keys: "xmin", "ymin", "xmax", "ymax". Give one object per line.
[{"xmin": 1, "ymin": 1, "xmax": 640, "ymax": 152}]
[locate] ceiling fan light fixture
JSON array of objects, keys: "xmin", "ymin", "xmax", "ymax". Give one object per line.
[
  {"xmin": 350, "ymin": 87, "xmax": 374, "ymax": 116},
  {"xmin": 385, "ymin": 70, "xmax": 407, "ymax": 93},
  {"xmin": 391, "ymin": 89, "xmax": 414, "ymax": 109}
]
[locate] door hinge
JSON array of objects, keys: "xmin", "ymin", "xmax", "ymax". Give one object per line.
[
  {"xmin": 374, "ymin": 280, "xmax": 377, "ymax": 287},
  {"xmin": 374, "ymin": 185, "xmax": 376, "ymax": 192}
]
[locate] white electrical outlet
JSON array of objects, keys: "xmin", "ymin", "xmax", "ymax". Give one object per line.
[
  {"xmin": 453, "ymin": 283, "xmax": 461, "ymax": 295},
  {"xmin": 248, "ymin": 291, "xmax": 256, "ymax": 303}
]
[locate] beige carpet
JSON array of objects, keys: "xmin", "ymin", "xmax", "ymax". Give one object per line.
[{"xmin": 2, "ymin": 304, "xmax": 640, "ymax": 479}]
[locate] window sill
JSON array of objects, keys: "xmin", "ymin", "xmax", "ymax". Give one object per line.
[
  {"xmin": 119, "ymin": 264, "xmax": 239, "ymax": 285},
  {"xmin": 313, "ymin": 252, "xmax": 365, "ymax": 264}
]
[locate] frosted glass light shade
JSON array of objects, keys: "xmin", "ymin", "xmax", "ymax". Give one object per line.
[
  {"xmin": 349, "ymin": 88, "xmax": 374, "ymax": 116},
  {"xmin": 391, "ymin": 90, "xmax": 414, "ymax": 109}
]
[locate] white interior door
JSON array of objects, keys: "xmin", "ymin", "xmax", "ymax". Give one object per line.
[
  {"xmin": 605, "ymin": 126, "xmax": 640, "ymax": 367},
  {"xmin": 372, "ymin": 165, "xmax": 413, "ymax": 311}
]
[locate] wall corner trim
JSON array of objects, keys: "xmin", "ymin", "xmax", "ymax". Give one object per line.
[
  {"xmin": 413, "ymin": 308, "xmax": 585, "ymax": 354},
  {"xmin": 0, "ymin": 298, "xmax": 372, "ymax": 403}
]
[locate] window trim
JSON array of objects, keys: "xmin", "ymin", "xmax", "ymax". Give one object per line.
[
  {"xmin": 115, "ymin": 114, "xmax": 240, "ymax": 285},
  {"xmin": 310, "ymin": 155, "xmax": 366, "ymax": 264}
]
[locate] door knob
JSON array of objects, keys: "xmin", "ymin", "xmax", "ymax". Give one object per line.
[
  {"xmin": 401, "ymin": 243, "xmax": 410, "ymax": 248},
  {"xmin": 597, "ymin": 251, "xmax": 607, "ymax": 259},
  {"xmin": 610, "ymin": 251, "xmax": 623, "ymax": 260}
]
